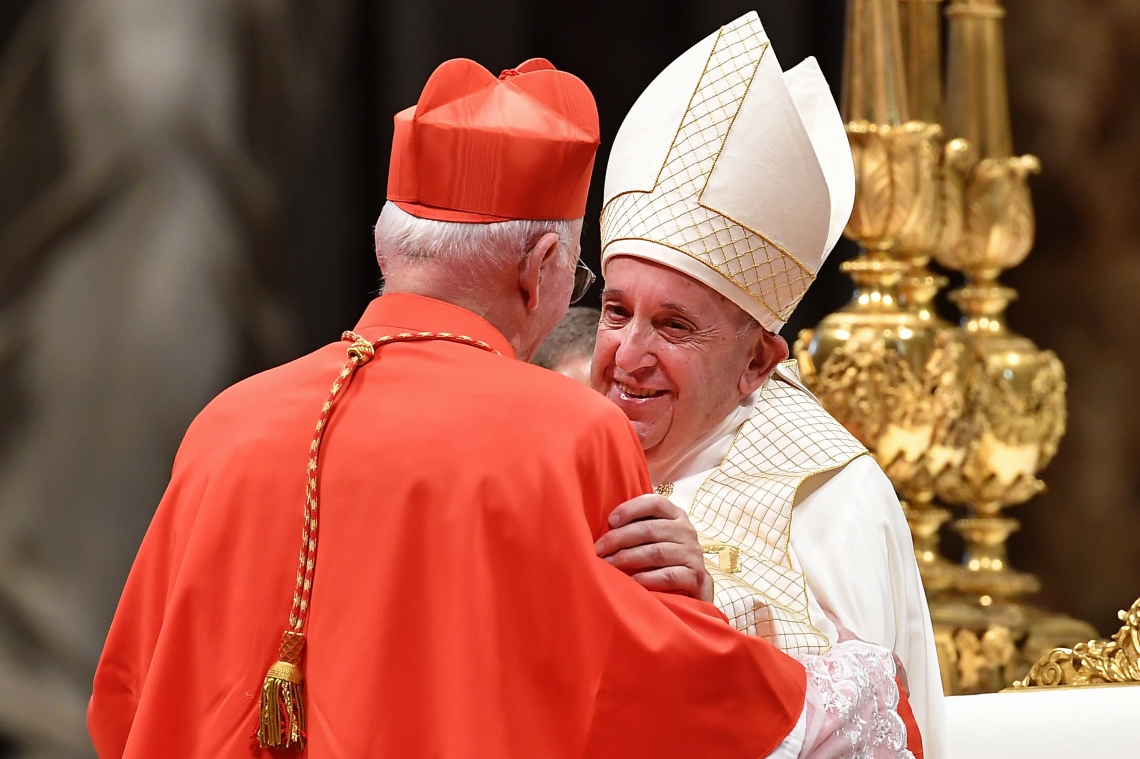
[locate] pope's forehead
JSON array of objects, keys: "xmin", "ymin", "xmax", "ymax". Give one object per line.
[{"xmin": 602, "ymin": 256, "xmax": 744, "ymax": 320}]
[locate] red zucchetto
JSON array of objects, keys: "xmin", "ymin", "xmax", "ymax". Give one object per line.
[{"xmin": 387, "ymin": 57, "xmax": 600, "ymax": 223}]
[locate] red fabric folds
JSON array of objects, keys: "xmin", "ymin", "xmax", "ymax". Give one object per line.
[
  {"xmin": 897, "ymin": 677, "xmax": 925, "ymax": 759},
  {"xmin": 89, "ymin": 293, "xmax": 807, "ymax": 758}
]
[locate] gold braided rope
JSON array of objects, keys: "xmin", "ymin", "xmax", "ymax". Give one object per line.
[{"xmin": 256, "ymin": 329, "xmax": 501, "ymax": 751}]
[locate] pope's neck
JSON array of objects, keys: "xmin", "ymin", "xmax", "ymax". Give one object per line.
[{"xmin": 381, "ymin": 267, "xmax": 535, "ymax": 360}]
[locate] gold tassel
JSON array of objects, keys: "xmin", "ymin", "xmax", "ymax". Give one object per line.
[{"xmin": 256, "ymin": 631, "xmax": 306, "ymax": 750}]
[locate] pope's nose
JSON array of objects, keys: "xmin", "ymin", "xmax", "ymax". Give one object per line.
[{"xmin": 612, "ymin": 324, "xmax": 658, "ymax": 377}]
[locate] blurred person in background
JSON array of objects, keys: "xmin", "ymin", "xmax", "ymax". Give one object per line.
[
  {"xmin": 591, "ymin": 12, "xmax": 943, "ymax": 758},
  {"xmin": 530, "ymin": 306, "xmax": 600, "ymax": 385},
  {"xmin": 86, "ymin": 56, "xmax": 919, "ymax": 759},
  {"xmin": 0, "ymin": 0, "xmax": 333, "ymax": 755}
]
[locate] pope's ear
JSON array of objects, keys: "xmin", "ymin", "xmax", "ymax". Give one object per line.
[
  {"xmin": 739, "ymin": 328, "xmax": 789, "ymax": 395},
  {"xmin": 517, "ymin": 232, "xmax": 562, "ymax": 312}
]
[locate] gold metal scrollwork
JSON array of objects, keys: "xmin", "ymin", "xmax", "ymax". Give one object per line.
[{"xmin": 1016, "ymin": 597, "xmax": 1140, "ymax": 688}]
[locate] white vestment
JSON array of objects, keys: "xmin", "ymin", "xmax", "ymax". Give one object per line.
[{"xmin": 653, "ymin": 362, "xmax": 949, "ymax": 759}]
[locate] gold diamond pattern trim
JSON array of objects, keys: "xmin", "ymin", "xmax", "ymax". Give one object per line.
[
  {"xmin": 600, "ymin": 14, "xmax": 814, "ymax": 322},
  {"xmin": 691, "ymin": 373, "xmax": 868, "ymax": 655}
]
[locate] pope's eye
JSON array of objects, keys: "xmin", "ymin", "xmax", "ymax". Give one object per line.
[
  {"xmin": 602, "ymin": 304, "xmax": 631, "ymax": 321},
  {"xmin": 660, "ymin": 319, "xmax": 692, "ymax": 334}
]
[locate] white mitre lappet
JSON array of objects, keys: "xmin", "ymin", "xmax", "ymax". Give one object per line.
[{"xmin": 600, "ymin": 12, "xmax": 948, "ymax": 759}]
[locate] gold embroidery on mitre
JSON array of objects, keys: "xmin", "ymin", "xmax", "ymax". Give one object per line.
[
  {"xmin": 688, "ymin": 367, "xmax": 867, "ymax": 656},
  {"xmin": 600, "ymin": 14, "xmax": 814, "ymax": 322}
]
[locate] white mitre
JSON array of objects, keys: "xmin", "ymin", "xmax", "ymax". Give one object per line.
[{"xmin": 600, "ymin": 11, "xmax": 854, "ymax": 333}]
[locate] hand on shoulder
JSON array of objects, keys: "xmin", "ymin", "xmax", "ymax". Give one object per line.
[{"xmin": 594, "ymin": 494, "xmax": 713, "ymax": 603}]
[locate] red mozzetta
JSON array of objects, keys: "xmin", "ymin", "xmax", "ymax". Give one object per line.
[{"xmin": 88, "ymin": 293, "xmax": 808, "ymax": 759}]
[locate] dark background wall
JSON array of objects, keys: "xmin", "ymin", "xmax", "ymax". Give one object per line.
[
  {"xmin": 0, "ymin": 0, "xmax": 1136, "ymax": 756},
  {"xmin": 1001, "ymin": 0, "xmax": 1140, "ymax": 649}
]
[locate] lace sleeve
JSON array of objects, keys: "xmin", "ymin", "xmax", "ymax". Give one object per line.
[{"xmin": 792, "ymin": 639, "xmax": 914, "ymax": 759}]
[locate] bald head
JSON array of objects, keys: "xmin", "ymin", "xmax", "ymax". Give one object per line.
[{"xmin": 532, "ymin": 307, "xmax": 601, "ymax": 384}]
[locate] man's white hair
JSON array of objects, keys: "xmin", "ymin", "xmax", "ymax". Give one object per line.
[{"xmin": 375, "ymin": 202, "xmax": 582, "ymax": 279}]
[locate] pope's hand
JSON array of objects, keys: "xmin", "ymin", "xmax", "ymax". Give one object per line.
[{"xmin": 594, "ymin": 494, "xmax": 713, "ymax": 603}]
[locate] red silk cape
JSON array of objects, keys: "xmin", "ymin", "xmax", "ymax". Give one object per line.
[{"xmin": 89, "ymin": 293, "xmax": 806, "ymax": 758}]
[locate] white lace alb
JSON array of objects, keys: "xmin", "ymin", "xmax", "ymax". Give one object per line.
[{"xmin": 794, "ymin": 640, "xmax": 914, "ymax": 759}]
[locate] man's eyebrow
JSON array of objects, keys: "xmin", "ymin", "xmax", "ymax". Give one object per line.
[
  {"xmin": 601, "ymin": 291, "xmax": 699, "ymax": 319},
  {"xmin": 660, "ymin": 301, "xmax": 698, "ymax": 319}
]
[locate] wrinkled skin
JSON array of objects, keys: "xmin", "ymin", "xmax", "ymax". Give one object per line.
[
  {"xmin": 591, "ymin": 256, "xmax": 788, "ymax": 601},
  {"xmin": 592, "ymin": 257, "xmax": 787, "ymax": 473}
]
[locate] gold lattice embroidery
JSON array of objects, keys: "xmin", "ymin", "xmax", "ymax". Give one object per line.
[
  {"xmin": 600, "ymin": 14, "xmax": 814, "ymax": 322},
  {"xmin": 690, "ymin": 369, "xmax": 867, "ymax": 656}
]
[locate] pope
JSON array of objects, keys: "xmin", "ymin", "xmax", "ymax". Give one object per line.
[
  {"xmin": 89, "ymin": 54, "xmax": 916, "ymax": 759},
  {"xmin": 591, "ymin": 12, "xmax": 946, "ymax": 759}
]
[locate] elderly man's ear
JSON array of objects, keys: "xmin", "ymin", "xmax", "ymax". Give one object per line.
[
  {"xmin": 517, "ymin": 232, "xmax": 564, "ymax": 312},
  {"xmin": 739, "ymin": 330, "xmax": 789, "ymax": 396}
]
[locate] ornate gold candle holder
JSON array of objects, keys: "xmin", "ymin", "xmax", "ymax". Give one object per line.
[
  {"xmin": 933, "ymin": 0, "xmax": 1056, "ymax": 607},
  {"xmin": 801, "ymin": 0, "xmax": 1099, "ymax": 692},
  {"xmin": 797, "ymin": 0, "xmax": 971, "ymax": 595},
  {"xmin": 925, "ymin": 0, "xmax": 1098, "ymax": 690},
  {"xmin": 796, "ymin": 143, "xmax": 969, "ymax": 593}
]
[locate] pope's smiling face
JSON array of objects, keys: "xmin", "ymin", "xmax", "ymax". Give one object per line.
[{"xmin": 592, "ymin": 256, "xmax": 787, "ymax": 472}]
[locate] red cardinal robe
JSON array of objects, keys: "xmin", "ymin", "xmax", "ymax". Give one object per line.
[{"xmin": 88, "ymin": 293, "xmax": 808, "ymax": 759}]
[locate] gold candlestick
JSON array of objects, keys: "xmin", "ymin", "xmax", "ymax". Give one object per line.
[
  {"xmin": 933, "ymin": 0, "xmax": 1055, "ymax": 604},
  {"xmin": 899, "ymin": 0, "xmax": 944, "ymax": 124},
  {"xmin": 894, "ymin": 0, "xmax": 976, "ymax": 591},
  {"xmin": 944, "ymin": 0, "xmax": 1013, "ymax": 160},
  {"xmin": 841, "ymin": 0, "xmax": 909, "ymax": 126},
  {"xmin": 803, "ymin": 0, "xmax": 1098, "ymax": 693},
  {"xmin": 797, "ymin": 0, "xmax": 970, "ymax": 595},
  {"xmin": 927, "ymin": 0, "xmax": 1098, "ymax": 689}
]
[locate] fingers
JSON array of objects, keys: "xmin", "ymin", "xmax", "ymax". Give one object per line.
[
  {"xmin": 596, "ymin": 493, "xmax": 712, "ymax": 602},
  {"xmin": 606, "ymin": 494, "xmax": 685, "ymax": 529},
  {"xmin": 628, "ymin": 567, "xmax": 701, "ymax": 597},
  {"xmin": 595, "ymin": 516, "xmax": 696, "ymax": 558},
  {"xmin": 893, "ymin": 653, "xmax": 911, "ymax": 697},
  {"xmin": 824, "ymin": 610, "xmax": 860, "ymax": 644},
  {"xmin": 602, "ymin": 542, "xmax": 699, "ymax": 573}
]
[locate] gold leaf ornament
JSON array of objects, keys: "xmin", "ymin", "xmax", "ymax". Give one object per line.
[{"xmin": 1017, "ymin": 597, "xmax": 1140, "ymax": 688}]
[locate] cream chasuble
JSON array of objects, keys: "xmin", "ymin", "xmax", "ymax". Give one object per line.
[{"xmin": 653, "ymin": 361, "xmax": 949, "ymax": 759}]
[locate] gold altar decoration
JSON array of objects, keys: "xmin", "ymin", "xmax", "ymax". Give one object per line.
[
  {"xmin": 799, "ymin": 0, "xmax": 1100, "ymax": 693},
  {"xmin": 931, "ymin": 0, "xmax": 1061, "ymax": 604},
  {"xmin": 935, "ymin": 624, "xmax": 1019, "ymax": 694},
  {"xmin": 1015, "ymin": 597, "xmax": 1140, "ymax": 688},
  {"xmin": 796, "ymin": 0, "xmax": 970, "ymax": 595}
]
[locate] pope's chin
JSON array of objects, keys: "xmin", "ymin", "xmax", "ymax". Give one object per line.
[{"xmin": 603, "ymin": 383, "xmax": 672, "ymax": 452}]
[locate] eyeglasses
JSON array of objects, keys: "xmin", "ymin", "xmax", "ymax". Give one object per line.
[{"xmin": 570, "ymin": 259, "xmax": 596, "ymax": 304}]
